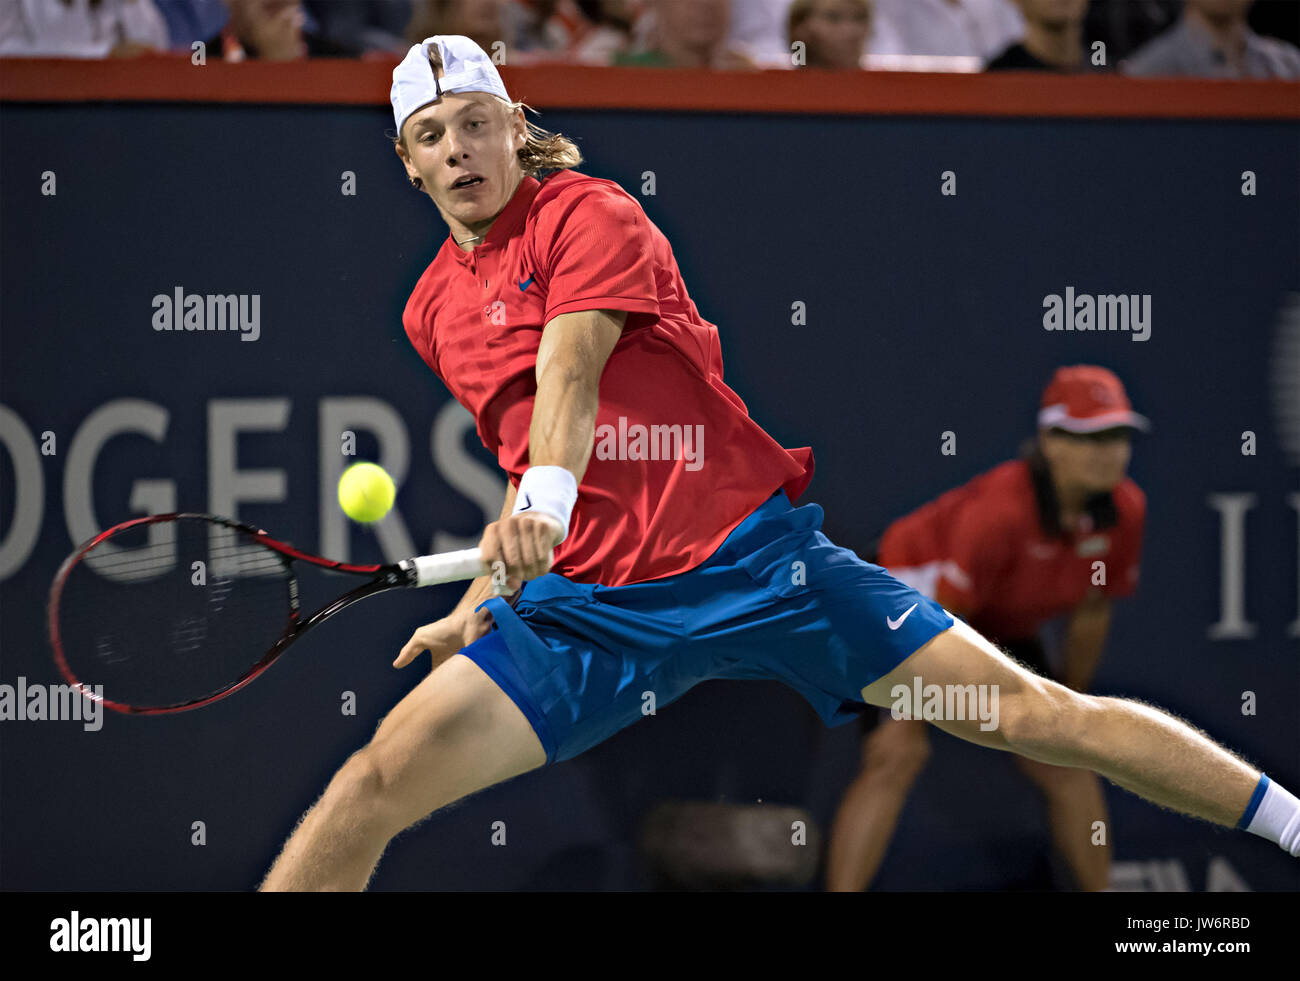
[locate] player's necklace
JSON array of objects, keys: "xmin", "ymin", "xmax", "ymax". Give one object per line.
[{"xmin": 455, "ymin": 233, "xmax": 483, "ymax": 247}]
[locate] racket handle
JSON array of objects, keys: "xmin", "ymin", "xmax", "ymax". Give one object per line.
[{"xmin": 407, "ymin": 549, "xmax": 488, "ymax": 586}]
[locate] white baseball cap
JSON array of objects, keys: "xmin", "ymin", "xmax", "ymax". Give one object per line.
[{"xmin": 391, "ymin": 36, "xmax": 511, "ymax": 139}]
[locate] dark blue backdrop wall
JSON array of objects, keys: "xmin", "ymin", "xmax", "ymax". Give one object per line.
[{"xmin": 1, "ymin": 101, "xmax": 1297, "ymax": 890}]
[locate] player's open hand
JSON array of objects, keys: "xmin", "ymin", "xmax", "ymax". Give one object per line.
[
  {"xmin": 479, "ymin": 513, "xmax": 562, "ymax": 590},
  {"xmin": 394, "ymin": 607, "xmax": 492, "ymax": 669}
]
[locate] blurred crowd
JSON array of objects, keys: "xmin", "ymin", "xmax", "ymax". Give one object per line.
[{"xmin": 2, "ymin": 0, "xmax": 1298, "ymax": 77}]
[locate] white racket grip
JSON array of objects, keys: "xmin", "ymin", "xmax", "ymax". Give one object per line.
[{"xmin": 409, "ymin": 549, "xmax": 488, "ymax": 586}]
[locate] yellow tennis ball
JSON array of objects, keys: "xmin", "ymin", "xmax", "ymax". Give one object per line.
[{"xmin": 338, "ymin": 462, "xmax": 396, "ymax": 523}]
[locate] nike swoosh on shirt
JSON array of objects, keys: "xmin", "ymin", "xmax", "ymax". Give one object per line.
[
  {"xmin": 517, "ymin": 274, "xmax": 535, "ymax": 291},
  {"xmin": 886, "ymin": 603, "xmax": 918, "ymax": 630}
]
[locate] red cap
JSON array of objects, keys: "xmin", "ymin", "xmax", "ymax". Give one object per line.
[{"xmin": 1038, "ymin": 365, "xmax": 1149, "ymax": 433}]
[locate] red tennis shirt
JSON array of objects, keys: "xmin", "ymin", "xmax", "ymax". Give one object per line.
[
  {"xmin": 403, "ymin": 170, "xmax": 813, "ymax": 586},
  {"xmin": 877, "ymin": 459, "xmax": 1145, "ymax": 640}
]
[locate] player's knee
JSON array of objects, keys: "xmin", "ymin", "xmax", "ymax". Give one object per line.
[
  {"xmin": 332, "ymin": 741, "xmax": 441, "ymax": 839},
  {"xmin": 328, "ymin": 748, "xmax": 393, "ymax": 828},
  {"xmin": 863, "ymin": 723, "xmax": 930, "ymax": 783}
]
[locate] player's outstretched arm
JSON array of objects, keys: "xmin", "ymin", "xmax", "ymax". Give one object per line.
[
  {"xmin": 528, "ymin": 308, "xmax": 626, "ymax": 481},
  {"xmin": 397, "ymin": 310, "xmax": 624, "ymax": 668},
  {"xmin": 485, "ymin": 308, "xmax": 626, "ymax": 586}
]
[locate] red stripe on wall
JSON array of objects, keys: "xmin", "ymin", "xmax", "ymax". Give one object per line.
[{"xmin": 2, "ymin": 57, "xmax": 1297, "ymax": 119}]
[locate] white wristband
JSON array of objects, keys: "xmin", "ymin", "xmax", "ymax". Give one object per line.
[{"xmin": 512, "ymin": 466, "xmax": 578, "ymax": 543}]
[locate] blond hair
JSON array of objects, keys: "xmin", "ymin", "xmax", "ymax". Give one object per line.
[
  {"xmin": 504, "ymin": 98, "xmax": 584, "ymax": 177},
  {"xmin": 395, "ymin": 49, "xmax": 582, "ymax": 178}
]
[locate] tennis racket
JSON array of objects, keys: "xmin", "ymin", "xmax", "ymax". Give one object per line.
[{"xmin": 48, "ymin": 512, "xmax": 490, "ymax": 715}]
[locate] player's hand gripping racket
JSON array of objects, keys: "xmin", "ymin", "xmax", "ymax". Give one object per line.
[{"xmin": 47, "ymin": 513, "xmax": 489, "ymax": 715}]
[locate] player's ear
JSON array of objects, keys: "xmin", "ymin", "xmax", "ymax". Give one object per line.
[
  {"xmin": 392, "ymin": 140, "xmax": 423, "ymax": 192},
  {"xmin": 394, "ymin": 140, "xmax": 420, "ymax": 185},
  {"xmin": 512, "ymin": 107, "xmax": 528, "ymax": 150}
]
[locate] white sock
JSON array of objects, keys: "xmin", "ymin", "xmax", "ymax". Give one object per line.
[{"xmin": 1238, "ymin": 774, "xmax": 1300, "ymax": 857}]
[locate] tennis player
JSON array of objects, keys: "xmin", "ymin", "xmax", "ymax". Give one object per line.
[
  {"xmin": 259, "ymin": 36, "xmax": 1298, "ymax": 890},
  {"xmin": 826, "ymin": 366, "xmax": 1145, "ymax": 891}
]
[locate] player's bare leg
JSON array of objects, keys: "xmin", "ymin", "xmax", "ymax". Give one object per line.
[
  {"xmin": 259, "ymin": 653, "xmax": 546, "ymax": 891},
  {"xmin": 826, "ymin": 720, "xmax": 929, "ymax": 892},
  {"xmin": 862, "ymin": 619, "xmax": 1262, "ymax": 832},
  {"xmin": 1014, "ymin": 756, "xmax": 1112, "ymax": 891}
]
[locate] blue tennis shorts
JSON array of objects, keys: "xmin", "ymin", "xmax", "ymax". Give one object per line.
[{"xmin": 464, "ymin": 491, "xmax": 954, "ymax": 764}]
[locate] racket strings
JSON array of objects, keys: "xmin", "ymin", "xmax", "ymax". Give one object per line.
[
  {"xmin": 77, "ymin": 528, "xmax": 286, "ymax": 580},
  {"xmin": 53, "ymin": 517, "xmax": 295, "ymax": 709}
]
